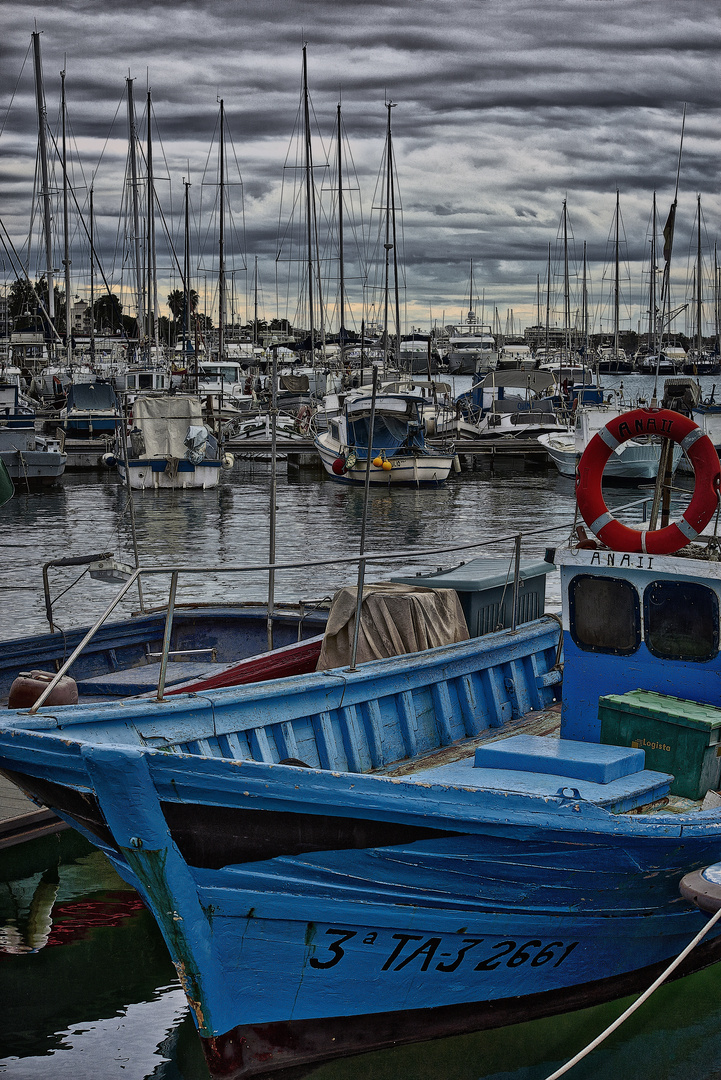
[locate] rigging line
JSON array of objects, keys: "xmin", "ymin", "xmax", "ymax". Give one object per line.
[
  {"xmin": 88, "ymin": 90, "xmax": 125, "ymax": 191},
  {"xmin": 0, "ymin": 218, "xmax": 63, "ymax": 342},
  {"xmin": 543, "ymin": 906, "xmax": 721, "ymax": 1080},
  {"xmin": 43, "ymin": 122, "xmax": 116, "ymax": 300},
  {"xmin": 0, "ymin": 42, "xmax": 32, "ymax": 141}
]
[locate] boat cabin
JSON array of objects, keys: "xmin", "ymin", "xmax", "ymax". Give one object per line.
[{"xmin": 559, "ymin": 547, "xmax": 721, "ymax": 743}]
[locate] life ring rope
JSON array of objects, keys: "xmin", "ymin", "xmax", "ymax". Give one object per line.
[{"xmin": 575, "ymin": 407, "xmax": 721, "ymax": 555}]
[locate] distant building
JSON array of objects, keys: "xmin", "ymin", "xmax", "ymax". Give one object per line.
[{"xmin": 71, "ymin": 298, "xmax": 93, "ymax": 335}]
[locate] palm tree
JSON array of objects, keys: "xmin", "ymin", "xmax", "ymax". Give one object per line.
[{"xmin": 167, "ymin": 289, "xmax": 199, "ymax": 322}]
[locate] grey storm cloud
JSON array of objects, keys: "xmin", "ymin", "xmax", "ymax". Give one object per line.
[{"xmin": 1, "ymin": 0, "xmax": 719, "ymax": 331}]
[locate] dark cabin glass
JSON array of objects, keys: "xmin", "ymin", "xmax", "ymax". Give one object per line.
[{"xmin": 569, "ymin": 574, "xmax": 640, "ymax": 654}]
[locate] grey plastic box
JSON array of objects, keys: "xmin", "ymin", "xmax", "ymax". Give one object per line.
[{"xmin": 390, "ymin": 556, "xmax": 555, "ymax": 636}]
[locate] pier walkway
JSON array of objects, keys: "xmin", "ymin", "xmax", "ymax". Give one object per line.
[{"xmin": 0, "ymin": 773, "xmax": 66, "ymax": 850}]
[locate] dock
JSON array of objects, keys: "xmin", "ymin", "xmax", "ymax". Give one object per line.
[
  {"xmin": 226, "ymin": 436, "xmax": 551, "ymax": 466},
  {"xmin": 0, "ymin": 773, "xmax": 66, "ymax": 850}
]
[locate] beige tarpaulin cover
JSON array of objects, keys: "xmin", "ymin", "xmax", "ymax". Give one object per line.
[
  {"xmin": 316, "ymin": 583, "xmax": 469, "ymax": 670},
  {"xmin": 133, "ymin": 395, "xmax": 203, "ymax": 459}
]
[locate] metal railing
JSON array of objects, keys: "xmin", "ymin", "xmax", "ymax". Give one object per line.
[{"xmin": 26, "ymin": 531, "xmax": 537, "ymax": 714}]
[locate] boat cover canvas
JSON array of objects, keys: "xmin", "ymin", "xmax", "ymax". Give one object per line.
[
  {"xmin": 316, "ymin": 583, "xmax": 469, "ymax": 670},
  {"xmin": 133, "ymin": 396, "xmax": 203, "ymax": 459},
  {"xmin": 66, "ymin": 381, "xmax": 118, "ymax": 411},
  {"xmin": 280, "ymin": 374, "xmax": 310, "ymax": 392},
  {"xmin": 481, "ymin": 370, "xmax": 556, "ymax": 392}
]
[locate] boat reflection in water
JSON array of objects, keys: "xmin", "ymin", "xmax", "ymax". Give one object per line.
[
  {"xmin": 0, "ymin": 830, "xmax": 208, "ymax": 1077},
  {"xmin": 3, "ymin": 832, "xmax": 721, "ymax": 1080}
]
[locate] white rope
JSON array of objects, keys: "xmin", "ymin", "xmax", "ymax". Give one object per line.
[{"xmin": 542, "ymin": 905, "xmax": 721, "ymax": 1080}]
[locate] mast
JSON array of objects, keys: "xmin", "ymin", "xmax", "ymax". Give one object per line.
[
  {"xmin": 336, "ymin": 102, "xmax": 346, "ymax": 357},
  {"xmin": 649, "ymin": 193, "xmax": 657, "ymax": 351},
  {"xmin": 126, "ymin": 77, "xmax": 145, "ymax": 346},
  {"xmin": 469, "ymin": 258, "xmax": 474, "ymax": 326},
  {"xmin": 582, "ymin": 240, "xmax": 588, "ymax": 359},
  {"xmin": 382, "ymin": 100, "xmax": 398, "ymax": 372},
  {"xmin": 253, "ymin": 255, "xmax": 258, "ymax": 348},
  {"xmin": 563, "ymin": 200, "xmax": 570, "ymax": 361},
  {"xmin": 32, "ymin": 32, "xmax": 55, "ymax": 345},
  {"xmin": 183, "ymin": 176, "xmax": 191, "ymax": 368},
  {"xmin": 716, "ymin": 244, "xmax": 720, "ymax": 357},
  {"xmin": 545, "ymin": 242, "xmax": 551, "ymax": 361},
  {"xmin": 147, "ymin": 90, "xmax": 160, "ymax": 358},
  {"xmin": 61, "ymin": 66, "xmax": 72, "ymax": 366},
  {"xmin": 614, "ymin": 189, "xmax": 620, "ymax": 359},
  {"xmin": 89, "ymin": 186, "xmax": 95, "ymax": 365},
  {"xmin": 301, "ymin": 48, "xmax": 315, "ymax": 364},
  {"xmin": 389, "ymin": 105, "xmax": 401, "ymax": 368},
  {"xmin": 697, "ymin": 194, "xmax": 703, "ymax": 359},
  {"xmin": 218, "ymin": 98, "xmax": 226, "ymax": 365}
]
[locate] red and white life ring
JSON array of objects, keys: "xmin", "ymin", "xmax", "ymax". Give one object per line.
[{"xmin": 576, "ymin": 407, "xmax": 721, "ymax": 555}]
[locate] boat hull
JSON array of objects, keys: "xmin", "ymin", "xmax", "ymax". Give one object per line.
[
  {"xmin": 118, "ymin": 458, "xmax": 223, "ymax": 490},
  {"xmin": 315, "ymin": 436, "xmax": 454, "ymax": 484},
  {"xmin": 538, "ymin": 434, "xmax": 669, "ymax": 481},
  {"xmin": 201, "ymin": 932, "xmax": 721, "ymax": 1078}
]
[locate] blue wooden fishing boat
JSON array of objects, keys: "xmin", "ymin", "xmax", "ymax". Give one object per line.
[{"xmin": 3, "ymin": 408, "xmax": 721, "ymax": 1078}]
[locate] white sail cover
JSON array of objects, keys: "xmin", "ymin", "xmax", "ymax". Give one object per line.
[
  {"xmin": 133, "ymin": 396, "xmax": 204, "ymax": 459},
  {"xmin": 316, "ymin": 583, "xmax": 469, "ymax": 670}
]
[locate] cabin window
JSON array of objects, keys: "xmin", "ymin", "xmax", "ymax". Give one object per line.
[
  {"xmin": 569, "ymin": 574, "xmax": 640, "ymax": 654},
  {"xmin": 644, "ymin": 580, "xmax": 718, "ymax": 662}
]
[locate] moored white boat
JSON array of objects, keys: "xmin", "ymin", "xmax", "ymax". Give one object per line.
[{"xmin": 314, "ymin": 389, "xmax": 456, "ymax": 484}]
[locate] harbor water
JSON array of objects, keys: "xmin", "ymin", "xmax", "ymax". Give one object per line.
[{"xmin": 2, "ymin": 374, "xmax": 721, "ymax": 1078}]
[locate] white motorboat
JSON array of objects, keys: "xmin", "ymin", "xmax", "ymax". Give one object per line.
[{"xmin": 539, "ymin": 404, "xmax": 680, "ymax": 481}]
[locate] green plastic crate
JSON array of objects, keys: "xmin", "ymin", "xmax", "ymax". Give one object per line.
[{"xmin": 598, "ymin": 690, "xmax": 721, "ymax": 801}]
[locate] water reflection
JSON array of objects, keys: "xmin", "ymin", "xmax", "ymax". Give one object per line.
[{"xmin": 3, "ymin": 830, "xmax": 721, "ymax": 1080}]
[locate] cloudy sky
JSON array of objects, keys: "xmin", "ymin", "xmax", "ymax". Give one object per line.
[{"xmin": 1, "ymin": 0, "xmax": 719, "ymax": 339}]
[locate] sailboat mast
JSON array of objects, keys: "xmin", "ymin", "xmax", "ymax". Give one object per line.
[
  {"xmin": 183, "ymin": 177, "xmax": 190, "ymax": 362},
  {"xmin": 716, "ymin": 244, "xmax": 720, "ymax": 357},
  {"xmin": 61, "ymin": 67, "xmax": 72, "ymax": 366},
  {"xmin": 614, "ymin": 190, "xmax": 620, "ymax": 358},
  {"xmin": 563, "ymin": 200, "xmax": 570, "ymax": 360},
  {"xmin": 382, "ymin": 103, "xmax": 392, "ymax": 373},
  {"xmin": 469, "ymin": 258, "xmax": 474, "ymax": 325},
  {"xmin": 32, "ymin": 32, "xmax": 55, "ymax": 341},
  {"xmin": 582, "ymin": 240, "xmax": 588, "ymax": 354},
  {"xmin": 388, "ymin": 105, "xmax": 401, "ymax": 367},
  {"xmin": 336, "ymin": 103, "xmax": 346, "ymax": 356},
  {"xmin": 126, "ymin": 77, "xmax": 145, "ymax": 345},
  {"xmin": 253, "ymin": 255, "xmax": 258, "ymax": 348},
  {"xmin": 697, "ymin": 194, "xmax": 703, "ymax": 358},
  {"xmin": 545, "ymin": 242, "xmax": 551, "ymax": 359},
  {"xmin": 218, "ymin": 98, "xmax": 226, "ymax": 364},
  {"xmin": 649, "ymin": 193, "xmax": 657, "ymax": 351},
  {"xmin": 89, "ymin": 186, "xmax": 95, "ymax": 364},
  {"xmin": 147, "ymin": 90, "xmax": 160, "ymax": 357},
  {"xmin": 302, "ymin": 47, "xmax": 315, "ymax": 363}
]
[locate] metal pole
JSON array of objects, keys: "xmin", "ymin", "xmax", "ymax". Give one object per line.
[
  {"xmin": 511, "ymin": 533, "xmax": 522, "ymax": 632},
  {"xmin": 156, "ymin": 571, "xmax": 178, "ymax": 700},
  {"xmin": 267, "ymin": 349, "xmax": 278, "ymax": 651},
  {"xmin": 348, "ymin": 366, "xmax": 378, "ymax": 671},
  {"xmin": 120, "ymin": 396, "xmax": 144, "ymax": 610},
  {"xmin": 32, "ymin": 33, "xmax": 55, "ymax": 337},
  {"xmin": 28, "ymin": 569, "xmax": 142, "ymax": 714}
]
